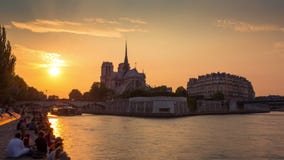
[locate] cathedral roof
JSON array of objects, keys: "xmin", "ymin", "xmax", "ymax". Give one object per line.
[{"xmin": 124, "ymin": 68, "xmax": 145, "ymax": 78}]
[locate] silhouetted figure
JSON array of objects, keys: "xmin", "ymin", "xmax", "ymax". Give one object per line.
[
  {"xmin": 47, "ymin": 142, "xmax": 70, "ymax": 160},
  {"xmin": 7, "ymin": 133, "xmax": 30, "ymax": 158},
  {"xmin": 17, "ymin": 118, "xmax": 27, "ymax": 130},
  {"xmin": 27, "ymin": 118, "xmax": 37, "ymax": 131},
  {"xmin": 35, "ymin": 131, "xmax": 48, "ymax": 154},
  {"xmin": 45, "ymin": 128, "xmax": 55, "ymax": 147},
  {"xmin": 5, "ymin": 106, "xmax": 15, "ymax": 117},
  {"xmin": 23, "ymin": 134, "xmax": 30, "ymax": 147}
]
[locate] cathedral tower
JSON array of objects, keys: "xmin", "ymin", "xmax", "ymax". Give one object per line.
[{"xmin": 101, "ymin": 62, "xmax": 114, "ymax": 88}]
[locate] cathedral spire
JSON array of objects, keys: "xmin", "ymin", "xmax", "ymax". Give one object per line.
[
  {"xmin": 124, "ymin": 40, "xmax": 129, "ymax": 64},
  {"xmin": 123, "ymin": 40, "xmax": 130, "ymax": 72}
]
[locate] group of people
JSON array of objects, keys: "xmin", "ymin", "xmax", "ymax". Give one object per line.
[
  {"xmin": 0, "ymin": 105, "xmax": 16, "ymax": 119},
  {"xmin": 6, "ymin": 107, "xmax": 70, "ymax": 160}
]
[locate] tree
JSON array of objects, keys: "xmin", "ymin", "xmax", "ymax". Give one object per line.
[
  {"xmin": 175, "ymin": 86, "xmax": 187, "ymax": 97},
  {"xmin": 48, "ymin": 95, "xmax": 59, "ymax": 101},
  {"xmin": 10, "ymin": 75, "xmax": 28, "ymax": 100},
  {"xmin": 82, "ymin": 92, "xmax": 91, "ymax": 100},
  {"xmin": 69, "ymin": 89, "xmax": 82, "ymax": 100},
  {"xmin": 88, "ymin": 82, "xmax": 114, "ymax": 100},
  {"xmin": 0, "ymin": 26, "xmax": 16, "ymax": 104},
  {"xmin": 0, "ymin": 25, "xmax": 46, "ymax": 103},
  {"xmin": 89, "ymin": 82, "xmax": 101, "ymax": 100},
  {"xmin": 119, "ymin": 85, "xmax": 176, "ymax": 98},
  {"xmin": 187, "ymin": 97, "xmax": 197, "ymax": 112},
  {"xmin": 25, "ymin": 87, "xmax": 45, "ymax": 100}
]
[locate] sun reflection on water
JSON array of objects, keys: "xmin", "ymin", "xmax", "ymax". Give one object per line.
[{"xmin": 48, "ymin": 114, "xmax": 61, "ymax": 137}]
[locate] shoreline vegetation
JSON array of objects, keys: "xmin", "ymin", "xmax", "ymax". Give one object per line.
[{"xmin": 1, "ymin": 26, "xmax": 47, "ymax": 107}]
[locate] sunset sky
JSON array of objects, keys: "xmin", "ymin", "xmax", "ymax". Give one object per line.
[{"xmin": 1, "ymin": 0, "xmax": 284, "ymax": 98}]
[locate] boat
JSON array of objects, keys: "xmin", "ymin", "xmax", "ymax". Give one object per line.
[{"xmin": 50, "ymin": 106, "xmax": 82, "ymax": 116}]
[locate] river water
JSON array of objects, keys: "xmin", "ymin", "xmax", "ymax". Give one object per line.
[{"xmin": 48, "ymin": 112, "xmax": 284, "ymax": 160}]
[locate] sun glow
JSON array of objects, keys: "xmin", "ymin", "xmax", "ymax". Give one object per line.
[
  {"xmin": 41, "ymin": 53, "xmax": 67, "ymax": 77},
  {"xmin": 49, "ymin": 67, "xmax": 60, "ymax": 76}
]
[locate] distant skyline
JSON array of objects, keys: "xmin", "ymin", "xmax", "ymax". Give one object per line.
[{"xmin": 1, "ymin": 0, "xmax": 284, "ymax": 98}]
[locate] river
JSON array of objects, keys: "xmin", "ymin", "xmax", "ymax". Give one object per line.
[{"xmin": 48, "ymin": 112, "xmax": 284, "ymax": 160}]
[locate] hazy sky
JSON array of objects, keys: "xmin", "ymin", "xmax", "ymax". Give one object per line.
[{"xmin": 1, "ymin": 0, "xmax": 284, "ymax": 98}]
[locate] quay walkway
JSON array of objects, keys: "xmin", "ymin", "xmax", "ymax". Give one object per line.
[{"xmin": 0, "ymin": 109, "xmax": 69, "ymax": 160}]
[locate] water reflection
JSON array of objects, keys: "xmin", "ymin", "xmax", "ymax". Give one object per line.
[
  {"xmin": 48, "ymin": 114, "xmax": 61, "ymax": 137},
  {"xmin": 47, "ymin": 113, "xmax": 284, "ymax": 160}
]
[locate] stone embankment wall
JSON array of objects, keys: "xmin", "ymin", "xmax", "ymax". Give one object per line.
[
  {"xmin": 82, "ymin": 98, "xmax": 271, "ymax": 117},
  {"xmin": 83, "ymin": 97, "xmax": 190, "ymax": 117}
]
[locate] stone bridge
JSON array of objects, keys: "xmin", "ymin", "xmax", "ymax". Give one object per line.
[{"xmin": 14, "ymin": 100, "xmax": 107, "ymax": 113}]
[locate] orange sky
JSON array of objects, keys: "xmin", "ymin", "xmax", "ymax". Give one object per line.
[{"xmin": 1, "ymin": 0, "xmax": 284, "ymax": 98}]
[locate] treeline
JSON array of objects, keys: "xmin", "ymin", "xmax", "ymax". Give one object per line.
[
  {"xmin": 68, "ymin": 82, "xmax": 114, "ymax": 101},
  {"xmin": 68, "ymin": 84, "xmax": 188, "ymax": 101},
  {"xmin": 0, "ymin": 26, "xmax": 46, "ymax": 105},
  {"xmin": 119, "ymin": 85, "xmax": 187, "ymax": 98}
]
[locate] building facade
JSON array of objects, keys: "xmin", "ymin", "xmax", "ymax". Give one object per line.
[
  {"xmin": 187, "ymin": 72, "xmax": 255, "ymax": 100},
  {"xmin": 83, "ymin": 97, "xmax": 189, "ymax": 117},
  {"xmin": 100, "ymin": 42, "xmax": 146, "ymax": 95}
]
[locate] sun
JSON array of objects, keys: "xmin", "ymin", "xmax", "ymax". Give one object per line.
[
  {"xmin": 42, "ymin": 52, "xmax": 66, "ymax": 77},
  {"xmin": 49, "ymin": 67, "xmax": 60, "ymax": 76}
]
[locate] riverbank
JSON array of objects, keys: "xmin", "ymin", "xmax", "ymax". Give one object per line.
[
  {"xmin": 0, "ymin": 108, "xmax": 70, "ymax": 160},
  {"xmin": 82, "ymin": 97, "xmax": 270, "ymax": 117}
]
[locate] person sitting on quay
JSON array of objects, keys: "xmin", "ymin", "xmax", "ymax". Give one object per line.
[
  {"xmin": 5, "ymin": 105, "xmax": 17, "ymax": 118},
  {"xmin": 7, "ymin": 133, "xmax": 30, "ymax": 158},
  {"xmin": 48, "ymin": 137, "xmax": 63, "ymax": 152},
  {"xmin": 17, "ymin": 118, "xmax": 27, "ymax": 130},
  {"xmin": 47, "ymin": 142, "xmax": 70, "ymax": 160},
  {"xmin": 45, "ymin": 128, "xmax": 55, "ymax": 148},
  {"xmin": 27, "ymin": 118, "xmax": 38, "ymax": 132},
  {"xmin": 0, "ymin": 107, "xmax": 4, "ymax": 118},
  {"xmin": 34, "ymin": 131, "xmax": 48, "ymax": 155},
  {"xmin": 23, "ymin": 133, "xmax": 31, "ymax": 148}
]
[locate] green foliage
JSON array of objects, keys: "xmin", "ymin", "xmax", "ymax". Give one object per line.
[
  {"xmin": 119, "ymin": 89, "xmax": 150, "ymax": 98},
  {"xmin": 175, "ymin": 86, "xmax": 187, "ymax": 97},
  {"xmin": 26, "ymin": 87, "xmax": 46, "ymax": 100},
  {"xmin": 9, "ymin": 76, "xmax": 46, "ymax": 101},
  {"xmin": 69, "ymin": 89, "xmax": 82, "ymax": 100},
  {"xmin": 10, "ymin": 75, "xmax": 28, "ymax": 100},
  {"xmin": 87, "ymin": 82, "xmax": 114, "ymax": 100},
  {"xmin": 119, "ymin": 85, "xmax": 176, "ymax": 98},
  {"xmin": 0, "ymin": 25, "xmax": 46, "ymax": 104},
  {"xmin": 82, "ymin": 92, "xmax": 91, "ymax": 100},
  {"xmin": 0, "ymin": 26, "xmax": 16, "ymax": 104},
  {"xmin": 187, "ymin": 96, "xmax": 197, "ymax": 111},
  {"xmin": 48, "ymin": 95, "xmax": 59, "ymax": 100}
]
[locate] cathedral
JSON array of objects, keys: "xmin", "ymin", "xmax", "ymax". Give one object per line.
[{"xmin": 100, "ymin": 42, "xmax": 146, "ymax": 95}]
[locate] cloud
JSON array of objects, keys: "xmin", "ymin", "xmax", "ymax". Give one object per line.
[
  {"xmin": 119, "ymin": 17, "xmax": 147, "ymax": 24},
  {"xmin": 216, "ymin": 19, "xmax": 282, "ymax": 32},
  {"xmin": 11, "ymin": 18, "xmax": 147, "ymax": 38},
  {"xmin": 84, "ymin": 18, "xmax": 119, "ymax": 24},
  {"xmin": 115, "ymin": 27, "xmax": 147, "ymax": 33},
  {"xmin": 12, "ymin": 19, "xmax": 121, "ymax": 38},
  {"xmin": 13, "ymin": 44, "xmax": 68, "ymax": 69}
]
